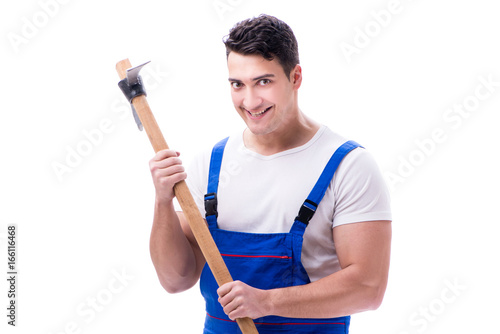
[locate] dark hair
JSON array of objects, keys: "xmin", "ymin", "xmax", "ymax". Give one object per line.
[{"xmin": 223, "ymin": 14, "xmax": 300, "ymax": 79}]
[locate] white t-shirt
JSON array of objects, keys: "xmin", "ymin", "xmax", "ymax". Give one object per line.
[{"xmin": 185, "ymin": 125, "xmax": 392, "ymax": 282}]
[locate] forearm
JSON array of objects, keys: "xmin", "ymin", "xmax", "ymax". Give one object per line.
[
  {"xmin": 149, "ymin": 198, "xmax": 198, "ymax": 293},
  {"xmin": 267, "ymin": 264, "xmax": 386, "ymax": 319}
]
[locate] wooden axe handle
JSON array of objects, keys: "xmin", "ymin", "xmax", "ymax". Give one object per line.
[{"xmin": 116, "ymin": 59, "xmax": 259, "ymax": 334}]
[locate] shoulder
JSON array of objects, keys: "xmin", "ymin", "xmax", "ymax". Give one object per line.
[
  {"xmin": 331, "ymin": 142, "xmax": 392, "ymax": 227},
  {"xmin": 313, "ymin": 126, "xmax": 347, "ymax": 148},
  {"xmin": 338, "ymin": 145, "xmax": 382, "ymax": 177},
  {"xmin": 313, "ymin": 126, "xmax": 383, "ymax": 178}
]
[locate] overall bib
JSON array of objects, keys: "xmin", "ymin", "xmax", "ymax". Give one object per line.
[{"xmin": 200, "ymin": 138, "xmax": 361, "ymax": 334}]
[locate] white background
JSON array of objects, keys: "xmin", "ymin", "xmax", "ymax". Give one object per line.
[{"xmin": 1, "ymin": 0, "xmax": 499, "ymax": 333}]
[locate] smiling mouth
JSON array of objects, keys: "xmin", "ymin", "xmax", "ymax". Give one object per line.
[{"xmin": 246, "ymin": 106, "xmax": 272, "ymax": 118}]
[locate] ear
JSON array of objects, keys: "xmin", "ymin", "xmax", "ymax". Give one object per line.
[{"xmin": 291, "ymin": 64, "xmax": 302, "ymax": 89}]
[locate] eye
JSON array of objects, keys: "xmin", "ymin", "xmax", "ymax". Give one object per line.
[
  {"xmin": 258, "ymin": 79, "xmax": 271, "ymax": 86},
  {"xmin": 231, "ymin": 82, "xmax": 243, "ymax": 89}
]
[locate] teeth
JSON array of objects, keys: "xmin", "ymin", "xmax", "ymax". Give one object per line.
[{"xmin": 248, "ymin": 107, "xmax": 269, "ymax": 116}]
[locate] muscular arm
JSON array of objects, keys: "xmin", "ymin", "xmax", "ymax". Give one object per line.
[
  {"xmin": 149, "ymin": 149, "xmax": 206, "ymax": 294},
  {"xmin": 218, "ymin": 220, "xmax": 391, "ymax": 319},
  {"xmin": 150, "ymin": 204, "xmax": 206, "ymax": 293},
  {"xmin": 269, "ymin": 220, "xmax": 391, "ymax": 318}
]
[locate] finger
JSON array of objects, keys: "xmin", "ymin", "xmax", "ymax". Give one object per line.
[
  {"xmin": 218, "ymin": 291, "xmax": 231, "ymax": 307},
  {"xmin": 163, "ymin": 171, "xmax": 187, "ymax": 187},
  {"xmin": 217, "ymin": 283, "xmax": 236, "ymax": 308},
  {"xmin": 154, "ymin": 168, "xmax": 187, "ymax": 191},
  {"xmin": 154, "ymin": 169, "xmax": 187, "ymax": 201},
  {"xmin": 222, "ymin": 296, "xmax": 243, "ymax": 319},
  {"xmin": 157, "ymin": 165, "xmax": 185, "ymax": 178},
  {"xmin": 151, "ymin": 156, "xmax": 183, "ymax": 171},
  {"xmin": 151, "ymin": 149, "xmax": 180, "ymax": 162},
  {"xmin": 217, "ymin": 282, "xmax": 235, "ymax": 299}
]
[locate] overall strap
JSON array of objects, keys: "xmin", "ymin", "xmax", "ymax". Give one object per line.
[
  {"xmin": 204, "ymin": 137, "xmax": 229, "ymax": 229},
  {"xmin": 290, "ymin": 140, "xmax": 363, "ymax": 236}
]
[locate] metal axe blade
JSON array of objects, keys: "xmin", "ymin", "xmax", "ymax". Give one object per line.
[
  {"xmin": 126, "ymin": 61, "xmax": 151, "ymax": 85},
  {"xmin": 131, "ymin": 105, "xmax": 144, "ymax": 131}
]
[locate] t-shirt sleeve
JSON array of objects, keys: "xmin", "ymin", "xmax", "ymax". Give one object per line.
[{"xmin": 332, "ymin": 148, "xmax": 392, "ymax": 228}]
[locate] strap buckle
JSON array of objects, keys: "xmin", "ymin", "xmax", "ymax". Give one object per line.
[
  {"xmin": 204, "ymin": 193, "xmax": 218, "ymax": 218},
  {"xmin": 295, "ymin": 199, "xmax": 317, "ymax": 225}
]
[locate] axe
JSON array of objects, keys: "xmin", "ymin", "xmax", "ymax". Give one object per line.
[{"xmin": 116, "ymin": 59, "xmax": 259, "ymax": 334}]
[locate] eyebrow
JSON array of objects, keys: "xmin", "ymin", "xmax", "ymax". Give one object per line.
[{"xmin": 228, "ymin": 74, "xmax": 275, "ymax": 83}]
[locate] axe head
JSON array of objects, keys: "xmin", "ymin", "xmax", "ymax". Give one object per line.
[
  {"xmin": 126, "ymin": 61, "xmax": 150, "ymax": 85},
  {"xmin": 117, "ymin": 61, "xmax": 151, "ymax": 131}
]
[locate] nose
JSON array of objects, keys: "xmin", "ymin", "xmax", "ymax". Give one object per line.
[{"xmin": 243, "ymin": 87, "xmax": 264, "ymax": 111}]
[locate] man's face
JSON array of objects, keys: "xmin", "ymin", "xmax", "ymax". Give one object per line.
[{"xmin": 227, "ymin": 52, "xmax": 300, "ymax": 137}]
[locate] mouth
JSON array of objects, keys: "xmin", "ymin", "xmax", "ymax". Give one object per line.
[{"xmin": 245, "ymin": 106, "xmax": 272, "ymax": 119}]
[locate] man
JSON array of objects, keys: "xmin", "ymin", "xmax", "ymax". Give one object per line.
[{"xmin": 149, "ymin": 14, "xmax": 392, "ymax": 333}]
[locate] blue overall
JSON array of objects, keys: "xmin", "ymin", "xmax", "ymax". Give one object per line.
[{"xmin": 200, "ymin": 138, "xmax": 362, "ymax": 334}]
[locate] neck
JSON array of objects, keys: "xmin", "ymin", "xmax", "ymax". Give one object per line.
[{"xmin": 243, "ymin": 110, "xmax": 320, "ymax": 156}]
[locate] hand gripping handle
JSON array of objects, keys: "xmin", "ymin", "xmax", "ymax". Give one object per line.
[{"xmin": 116, "ymin": 59, "xmax": 259, "ymax": 334}]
